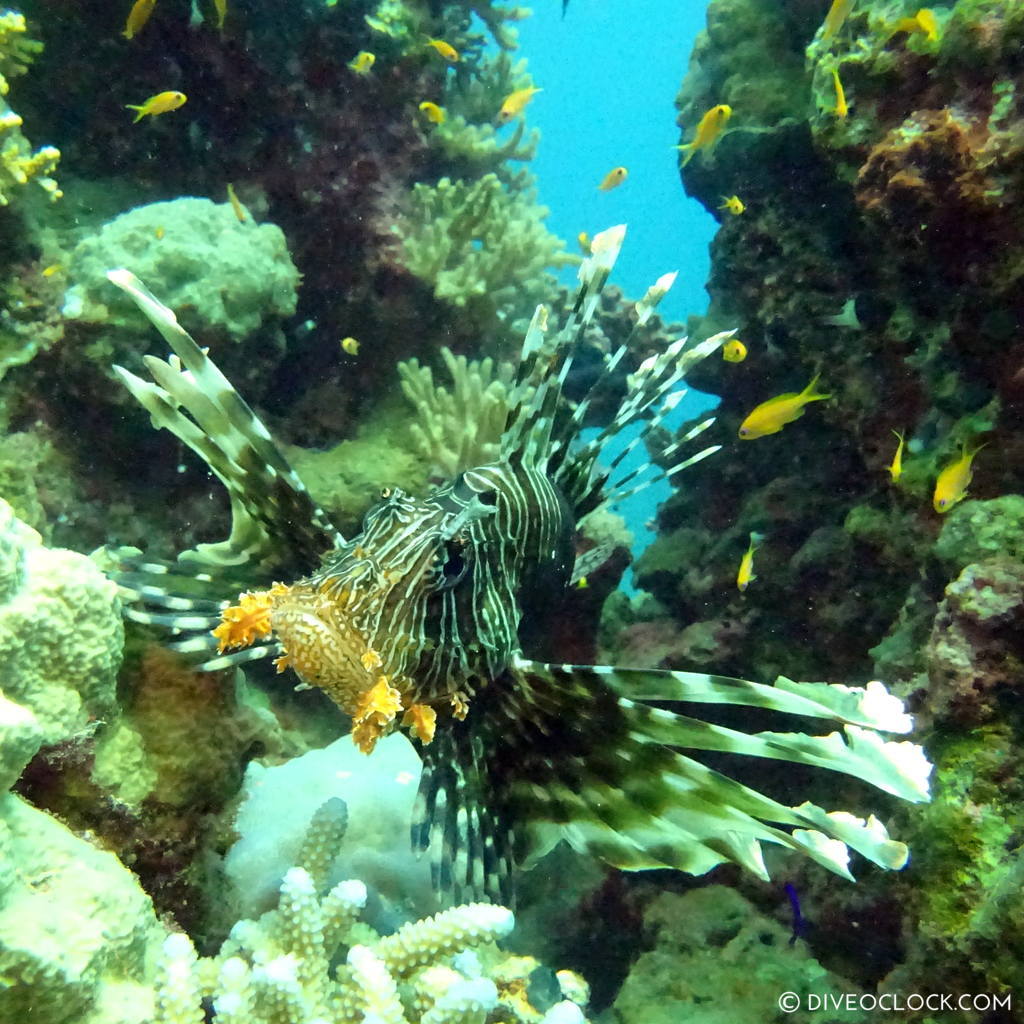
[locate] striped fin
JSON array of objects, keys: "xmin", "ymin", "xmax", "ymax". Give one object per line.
[
  {"xmin": 107, "ymin": 269, "xmax": 341, "ymax": 571},
  {"xmin": 500, "ymin": 225, "xmax": 627, "ymax": 465},
  {"xmin": 412, "ymin": 657, "xmax": 929, "ymax": 901},
  {"xmin": 105, "ymin": 269, "xmax": 342, "ymax": 667}
]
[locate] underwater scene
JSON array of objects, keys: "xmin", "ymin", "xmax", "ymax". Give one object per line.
[{"xmin": 2, "ymin": 0, "xmax": 1024, "ymax": 1021}]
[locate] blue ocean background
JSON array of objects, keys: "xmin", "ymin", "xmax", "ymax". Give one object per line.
[{"xmin": 510, "ymin": 0, "xmax": 719, "ymax": 566}]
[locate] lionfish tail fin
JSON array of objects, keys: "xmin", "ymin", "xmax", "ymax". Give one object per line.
[
  {"xmin": 105, "ymin": 269, "xmax": 341, "ymax": 664},
  {"xmin": 430, "ymin": 659, "xmax": 930, "ymax": 892}
]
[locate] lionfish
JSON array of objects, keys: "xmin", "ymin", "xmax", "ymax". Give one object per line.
[{"xmin": 106, "ymin": 226, "xmax": 930, "ymax": 904}]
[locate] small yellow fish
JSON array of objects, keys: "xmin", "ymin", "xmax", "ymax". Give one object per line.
[
  {"xmin": 577, "ymin": 231, "xmax": 591, "ymax": 253},
  {"xmin": 154, "ymin": 226, "xmax": 165, "ymax": 239},
  {"xmin": 126, "ymin": 90, "xmax": 187, "ymax": 122},
  {"xmin": 831, "ymin": 67, "xmax": 848, "ymax": 118},
  {"xmin": 676, "ymin": 104, "xmax": 732, "ymax": 167},
  {"xmin": 426, "ymin": 38, "xmax": 459, "ymax": 63},
  {"xmin": 722, "ymin": 339, "xmax": 747, "ymax": 363},
  {"xmin": 341, "ymin": 336, "xmax": 361, "ymax": 356},
  {"xmin": 418, "ymin": 101, "xmax": 446, "ymax": 125},
  {"xmin": 888, "ymin": 430, "xmax": 905, "ymax": 482},
  {"xmin": 213, "ymin": 0, "xmax": 226, "ymax": 30},
  {"xmin": 738, "ymin": 373, "xmax": 830, "ymax": 439},
  {"xmin": 348, "ymin": 51, "xmax": 376, "ymax": 74},
  {"xmin": 889, "ymin": 8, "xmax": 939, "ymax": 42},
  {"xmin": 821, "ymin": 0, "xmax": 855, "ymax": 41},
  {"xmin": 575, "ymin": 576, "xmax": 589, "ymax": 590},
  {"xmin": 598, "ymin": 166, "xmax": 628, "ymax": 191},
  {"xmin": 718, "ymin": 194, "xmax": 745, "ymax": 215},
  {"xmin": 497, "ymin": 86, "xmax": 542, "ymax": 125},
  {"xmin": 736, "ymin": 532, "xmax": 763, "ymax": 592},
  {"xmin": 122, "ymin": 0, "xmax": 156, "ymax": 39},
  {"xmin": 41, "ymin": 263, "xmax": 63, "ymax": 277},
  {"xmin": 933, "ymin": 443, "xmax": 984, "ymax": 513},
  {"xmin": 226, "ymin": 182, "xmax": 246, "ymax": 223}
]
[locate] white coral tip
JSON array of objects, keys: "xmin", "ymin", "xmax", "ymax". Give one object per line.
[{"xmin": 858, "ymin": 680, "xmax": 913, "ymax": 733}]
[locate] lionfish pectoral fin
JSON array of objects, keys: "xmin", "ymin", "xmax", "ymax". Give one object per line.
[
  {"xmin": 106, "ymin": 269, "xmax": 341, "ymax": 576},
  {"xmin": 491, "ymin": 660, "xmax": 928, "ymax": 885}
]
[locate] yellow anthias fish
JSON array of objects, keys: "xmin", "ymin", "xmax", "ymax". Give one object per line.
[
  {"xmin": 736, "ymin": 532, "xmax": 763, "ymax": 592},
  {"xmin": 418, "ymin": 101, "xmax": 446, "ymax": 125},
  {"xmin": 41, "ymin": 263, "xmax": 63, "ymax": 277},
  {"xmin": 831, "ymin": 68, "xmax": 848, "ymax": 118},
  {"xmin": 598, "ymin": 166, "xmax": 628, "ymax": 191},
  {"xmin": 577, "ymin": 231, "xmax": 591, "ymax": 253},
  {"xmin": 154, "ymin": 226, "xmax": 165, "ymax": 239},
  {"xmin": 722, "ymin": 339, "xmax": 747, "ymax": 363},
  {"xmin": 718, "ymin": 195, "xmax": 745, "ymax": 215},
  {"xmin": 497, "ymin": 86, "xmax": 542, "ymax": 125},
  {"xmin": 226, "ymin": 183, "xmax": 247, "ymax": 223},
  {"xmin": 426, "ymin": 38, "xmax": 459, "ymax": 63},
  {"xmin": 341, "ymin": 337, "xmax": 361, "ymax": 356},
  {"xmin": 888, "ymin": 430, "xmax": 905, "ymax": 482},
  {"xmin": 126, "ymin": 90, "xmax": 187, "ymax": 122},
  {"xmin": 821, "ymin": 0, "xmax": 855, "ymax": 41},
  {"xmin": 676, "ymin": 104, "xmax": 732, "ymax": 167},
  {"xmin": 123, "ymin": 0, "xmax": 156, "ymax": 39},
  {"xmin": 738, "ymin": 373, "xmax": 831, "ymax": 439},
  {"xmin": 889, "ymin": 8, "xmax": 939, "ymax": 42},
  {"xmin": 348, "ymin": 51, "xmax": 376, "ymax": 74},
  {"xmin": 213, "ymin": 0, "xmax": 226, "ymax": 30},
  {"xmin": 933, "ymin": 443, "xmax": 984, "ymax": 513}
]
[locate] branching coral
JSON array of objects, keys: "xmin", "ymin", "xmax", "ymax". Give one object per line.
[
  {"xmin": 392, "ymin": 173, "xmax": 570, "ymax": 326},
  {"xmin": 397, "ymin": 346, "xmax": 515, "ymax": 479},
  {"xmin": 0, "ymin": 9, "xmax": 59, "ymax": 206},
  {"xmin": 154, "ymin": 799, "xmax": 592, "ymax": 1024}
]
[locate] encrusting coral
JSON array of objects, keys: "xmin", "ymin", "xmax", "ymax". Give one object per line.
[
  {"xmin": 154, "ymin": 798, "xmax": 592, "ymax": 1024},
  {"xmin": 0, "ymin": 8, "xmax": 60, "ymax": 207},
  {"xmin": 0, "ymin": 498, "xmax": 121, "ymax": 744}
]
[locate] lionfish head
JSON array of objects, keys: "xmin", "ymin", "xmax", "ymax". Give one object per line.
[{"xmin": 214, "ymin": 480, "xmax": 496, "ymax": 753}]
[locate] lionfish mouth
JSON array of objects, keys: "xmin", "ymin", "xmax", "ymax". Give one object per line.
[{"xmin": 212, "ymin": 582, "xmax": 437, "ymax": 753}]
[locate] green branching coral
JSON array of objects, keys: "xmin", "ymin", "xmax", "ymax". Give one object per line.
[
  {"xmin": 429, "ymin": 53, "xmax": 539, "ymax": 176},
  {"xmin": 393, "ymin": 173, "xmax": 570, "ymax": 326},
  {"xmin": 0, "ymin": 9, "xmax": 60, "ymax": 206},
  {"xmin": 397, "ymin": 346, "xmax": 516, "ymax": 478}
]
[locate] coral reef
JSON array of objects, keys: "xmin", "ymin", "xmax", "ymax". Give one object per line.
[
  {"xmin": 397, "ymin": 346, "xmax": 516, "ymax": 479},
  {"xmin": 610, "ymin": 885, "xmax": 867, "ymax": 1024},
  {"xmin": 0, "ymin": 498, "xmax": 121, "ymax": 743},
  {"xmin": 63, "ymin": 197, "xmax": 300, "ymax": 344},
  {"xmin": 159, "ymin": 799, "xmax": 593, "ymax": 1024},
  {"xmin": 393, "ymin": 173, "xmax": 570, "ymax": 330},
  {"xmin": 0, "ymin": 9, "xmax": 60, "ymax": 207}
]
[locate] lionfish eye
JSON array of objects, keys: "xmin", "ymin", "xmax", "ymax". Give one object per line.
[
  {"xmin": 440, "ymin": 539, "xmax": 468, "ymax": 587},
  {"xmin": 380, "ymin": 487, "xmax": 392, "ymax": 499}
]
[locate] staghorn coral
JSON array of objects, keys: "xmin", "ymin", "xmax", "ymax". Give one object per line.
[
  {"xmin": 397, "ymin": 345, "xmax": 515, "ymax": 479},
  {"xmin": 156, "ymin": 799, "xmax": 592, "ymax": 1024},
  {"xmin": 392, "ymin": 173, "xmax": 570, "ymax": 328},
  {"xmin": 0, "ymin": 9, "xmax": 59, "ymax": 207}
]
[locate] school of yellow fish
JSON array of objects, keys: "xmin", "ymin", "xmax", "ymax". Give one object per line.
[{"xmin": 680, "ymin": 2, "xmax": 972, "ymax": 589}]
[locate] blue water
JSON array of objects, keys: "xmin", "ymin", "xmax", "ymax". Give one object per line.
[
  {"xmin": 512, "ymin": 0, "xmax": 716, "ymax": 324},
  {"xmin": 508, "ymin": 1, "xmax": 720, "ymax": 571}
]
